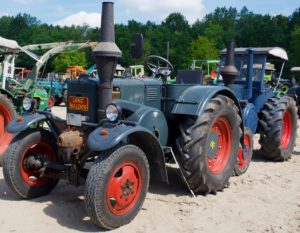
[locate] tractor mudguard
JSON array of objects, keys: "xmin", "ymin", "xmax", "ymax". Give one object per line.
[
  {"xmin": 87, "ymin": 124, "xmax": 168, "ymax": 183},
  {"xmin": 0, "ymin": 89, "xmax": 14, "ymax": 99},
  {"xmin": 171, "ymin": 85, "xmax": 245, "ymax": 144},
  {"xmin": 114, "ymin": 99, "xmax": 168, "ymax": 146},
  {"xmin": 7, "ymin": 113, "xmax": 46, "ymax": 134},
  {"xmin": 172, "ymin": 85, "xmax": 243, "ymax": 117}
]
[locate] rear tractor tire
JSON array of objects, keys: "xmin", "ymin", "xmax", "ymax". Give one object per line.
[
  {"xmin": 3, "ymin": 128, "xmax": 59, "ymax": 198},
  {"xmin": 234, "ymin": 127, "xmax": 253, "ymax": 176},
  {"xmin": 176, "ymin": 95, "xmax": 242, "ymax": 195},
  {"xmin": 259, "ymin": 96, "xmax": 297, "ymax": 161},
  {"xmin": 84, "ymin": 144, "xmax": 150, "ymax": 229},
  {"xmin": 0, "ymin": 93, "xmax": 16, "ymax": 160}
]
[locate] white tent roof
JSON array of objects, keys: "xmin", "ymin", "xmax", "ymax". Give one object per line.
[
  {"xmin": 221, "ymin": 47, "xmax": 288, "ymax": 60},
  {"xmin": 0, "ymin": 36, "xmax": 20, "ymax": 50},
  {"xmin": 0, "ymin": 36, "xmax": 41, "ymax": 62}
]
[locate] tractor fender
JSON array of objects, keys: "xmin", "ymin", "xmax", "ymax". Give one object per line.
[
  {"xmin": 171, "ymin": 85, "xmax": 244, "ymax": 142},
  {"xmin": 0, "ymin": 89, "xmax": 14, "ymax": 100},
  {"xmin": 7, "ymin": 113, "xmax": 47, "ymax": 134},
  {"xmin": 87, "ymin": 124, "xmax": 168, "ymax": 183},
  {"xmin": 114, "ymin": 99, "xmax": 168, "ymax": 146},
  {"xmin": 172, "ymin": 85, "xmax": 243, "ymax": 117}
]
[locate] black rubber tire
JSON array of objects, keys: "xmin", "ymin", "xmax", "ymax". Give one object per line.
[
  {"xmin": 176, "ymin": 95, "xmax": 242, "ymax": 195},
  {"xmin": 259, "ymin": 96, "xmax": 297, "ymax": 161},
  {"xmin": 3, "ymin": 128, "xmax": 59, "ymax": 199},
  {"xmin": 0, "ymin": 93, "xmax": 17, "ymax": 159},
  {"xmin": 84, "ymin": 144, "xmax": 150, "ymax": 229},
  {"xmin": 234, "ymin": 127, "xmax": 253, "ymax": 176}
]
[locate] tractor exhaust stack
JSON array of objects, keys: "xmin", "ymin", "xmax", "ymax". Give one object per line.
[
  {"xmin": 221, "ymin": 41, "xmax": 238, "ymax": 86},
  {"xmin": 93, "ymin": 2, "xmax": 122, "ymax": 121}
]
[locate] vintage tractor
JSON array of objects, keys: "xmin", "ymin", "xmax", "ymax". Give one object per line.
[
  {"xmin": 2, "ymin": 2, "xmax": 297, "ymax": 230},
  {"xmin": 287, "ymin": 67, "xmax": 300, "ymax": 116},
  {"xmin": 218, "ymin": 47, "xmax": 297, "ymax": 164}
]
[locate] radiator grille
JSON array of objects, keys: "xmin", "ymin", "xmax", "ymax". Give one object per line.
[{"xmin": 146, "ymin": 87, "xmax": 160, "ymax": 102}]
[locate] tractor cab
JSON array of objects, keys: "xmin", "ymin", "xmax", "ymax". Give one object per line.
[{"xmin": 219, "ymin": 47, "xmax": 288, "ymax": 110}]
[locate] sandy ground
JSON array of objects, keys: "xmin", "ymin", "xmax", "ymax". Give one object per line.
[{"xmin": 0, "ymin": 105, "xmax": 300, "ymax": 233}]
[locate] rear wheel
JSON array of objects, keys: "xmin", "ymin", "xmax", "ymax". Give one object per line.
[
  {"xmin": 3, "ymin": 128, "xmax": 59, "ymax": 198},
  {"xmin": 259, "ymin": 96, "xmax": 297, "ymax": 161},
  {"xmin": 84, "ymin": 144, "xmax": 150, "ymax": 229},
  {"xmin": 0, "ymin": 93, "xmax": 16, "ymax": 159},
  {"xmin": 234, "ymin": 127, "xmax": 253, "ymax": 176},
  {"xmin": 176, "ymin": 95, "xmax": 241, "ymax": 195}
]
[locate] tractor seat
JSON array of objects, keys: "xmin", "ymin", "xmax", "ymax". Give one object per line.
[{"xmin": 176, "ymin": 70, "xmax": 204, "ymax": 84}]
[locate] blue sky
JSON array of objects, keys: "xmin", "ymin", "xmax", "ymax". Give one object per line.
[{"xmin": 0, "ymin": 0, "xmax": 299, "ymax": 27}]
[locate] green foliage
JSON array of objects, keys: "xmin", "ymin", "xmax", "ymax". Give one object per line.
[
  {"xmin": 1, "ymin": 6, "xmax": 300, "ymax": 74},
  {"xmin": 52, "ymin": 51, "xmax": 88, "ymax": 73},
  {"xmin": 290, "ymin": 27, "xmax": 300, "ymax": 66},
  {"xmin": 185, "ymin": 36, "xmax": 218, "ymax": 67}
]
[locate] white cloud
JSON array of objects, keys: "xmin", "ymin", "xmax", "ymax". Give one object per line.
[
  {"xmin": 54, "ymin": 11, "xmax": 101, "ymax": 28},
  {"xmin": 0, "ymin": 12, "xmax": 10, "ymax": 17},
  {"xmin": 12, "ymin": 0, "xmax": 44, "ymax": 4},
  {"xmin": 120, "ymin": 0, "xmax": 205, "ymax": 23}
]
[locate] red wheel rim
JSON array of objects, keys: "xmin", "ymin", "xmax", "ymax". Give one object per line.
[
  {"xmin": 48, "ymin": 96, "xmax": 55, "ymax": 108},
  {"xmin": 106, "ymin": 161, "xmax": 142, "ymax": 216},
  {"xmin": 206, "ymin": 117, "xmax": 231, "ymax": 174},
  {"xmin": 21, "ymin": 142, "xmax": 56, "ymax": 187},
  {"xmin": 237, "ymin": 133, "xmax": 251, "ymax": 170},
  {"xmin": 281, "ymin": 111, "xmax": 292, "ymax": 149},
  {"xmin": 0, "ymin": 102, "xmax": 14, "ymax": 155}
]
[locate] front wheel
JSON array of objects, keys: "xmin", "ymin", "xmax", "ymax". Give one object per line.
[
  {"xmin": 3, "ymin": 128, "xmax": 59, "ymax": 198},
  {"xmin": 84, "ymin": 144, "xmax": 150, "ymax": 229}
]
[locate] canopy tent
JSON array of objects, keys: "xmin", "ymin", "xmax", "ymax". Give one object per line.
[{"xmin": 220, "ymin": 47, "xmax": 288, "ymax": 61}]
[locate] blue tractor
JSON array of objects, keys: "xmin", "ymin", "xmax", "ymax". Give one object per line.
[
  {"xmin": 218, "ymin": 46, "xmax": 297, "ymax": 166},
  {"xmin": 2, "ymin": 2, "xmax": 297, "ymax": 230}
]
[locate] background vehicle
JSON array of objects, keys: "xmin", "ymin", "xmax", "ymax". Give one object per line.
[
  {"xmin": 0, "ymin": 40, "xmax": 96, "ymax": 158},
  {"xmin": 2, "ymin": 2, "xmax": 297, "ymax": 230},
  {"xmin": 287, "ymin": 67, "xmax": 300, "ymax": 116}
]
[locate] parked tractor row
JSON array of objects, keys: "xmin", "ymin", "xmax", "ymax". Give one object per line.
[{"xmin": 0, "ymin": 2, "xmax": 298, "ymax": 230}]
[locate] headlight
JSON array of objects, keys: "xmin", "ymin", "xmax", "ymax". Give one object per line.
[
  {"xmin": 22, "ymin": 97, "xmax": 32, "ymax": 111},
  {"xmin": 105, "ymin": 103, "xmax": 121, "ymax": 122}
]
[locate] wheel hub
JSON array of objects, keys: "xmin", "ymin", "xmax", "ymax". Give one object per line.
[
  {"xmin": 23, "ymin": 154, "xmax": 44, "ymax": 172},
  {"xmin": 121, "ymin": 179, "xmax": 135, "ymax": 198},
  {"xmin": 206, "ymin": 131, "xmax": 219, "ymax": 159},
  {"xmin": 107, "ymin": 163, "xmax": 142, "ymax": 215},
  {"xmin": 281, "ymin": 111, "xmax": 292, "ymax": 149},
  {"xmin": 206, "ymin": 117, "xmax": 231, "ymax": 174}
]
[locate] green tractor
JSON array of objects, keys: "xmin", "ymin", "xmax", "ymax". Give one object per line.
[
  {"xmin": 0, "ymin": 37, "xmax": 50, "ymax": 157},
  {"xmin": 2, "ymin": 2, "xmax": 297, "ymax": 230}
]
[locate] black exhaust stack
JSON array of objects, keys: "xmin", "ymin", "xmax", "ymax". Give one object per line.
[
  {"xmin": 221, "ymin": 41, "xmax": 238, "ymax": 86},
  {"xmin": 93, "ymin": 2, "xmax": 121, "ymax": 121}
]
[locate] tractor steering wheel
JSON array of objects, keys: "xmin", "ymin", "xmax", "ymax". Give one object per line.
[{"xmin": 145, "ymin": 55, "xmax": 174, "ymax": 79}]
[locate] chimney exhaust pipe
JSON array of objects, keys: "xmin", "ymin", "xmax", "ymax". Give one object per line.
[
  {"xmin": 93, "ymin": 2, "xmax": 122, "ymax": 122},
  {"xmin": 221, "ymin": 41, "xmax": 238, "ymax": 86}
]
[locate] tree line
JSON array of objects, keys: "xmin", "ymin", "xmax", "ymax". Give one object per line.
[{"xmin": 0, "ymin": 6, "xmax": 300, "ymax": 76}]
